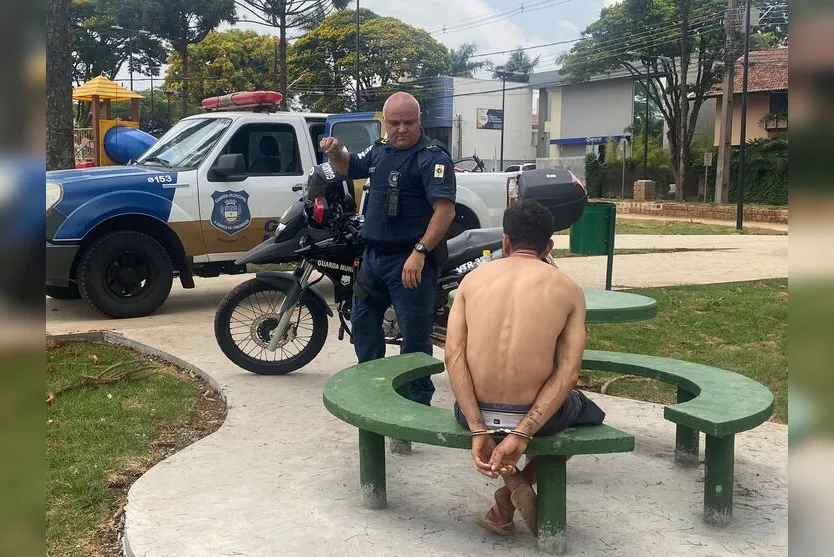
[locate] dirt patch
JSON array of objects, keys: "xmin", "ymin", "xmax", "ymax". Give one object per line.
[{"xmin": 80, "ymin": 354, "xmax": 228, "ymax": 557}]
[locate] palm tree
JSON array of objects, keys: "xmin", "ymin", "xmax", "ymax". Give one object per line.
[
  {"xmin": 449, "ymin": 42, "xmax": 492, "ymax": 78},
  {"xmin": 493, "ymin": 48, "xmax": 540, "ymax": 83}
]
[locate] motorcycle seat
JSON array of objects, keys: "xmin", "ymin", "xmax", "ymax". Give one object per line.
[{"xmin": 443, "ymin": 227, "xmax": 504, "ymax": 271}]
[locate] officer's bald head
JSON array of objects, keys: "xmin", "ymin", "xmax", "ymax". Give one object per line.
[{"xmin": 383, "ymin": 92, "xmax": 422, "ymax": 150}]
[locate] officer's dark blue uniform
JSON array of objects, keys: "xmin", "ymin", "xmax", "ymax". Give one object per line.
[{"xmin": 346, "ymin": 134, "xmax": 456, "ymax": 405}]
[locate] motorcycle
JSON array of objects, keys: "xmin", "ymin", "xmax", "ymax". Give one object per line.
[{"xmin": 213, "ymin": 163, "xmax": 586, "ymax": 375}]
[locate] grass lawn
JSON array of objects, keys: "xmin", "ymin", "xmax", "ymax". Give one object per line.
[
  {"xmin": 556, "ymin": 219, "xmax": 785, "ymax": 236},
  {"xmin": 46, "ymin": 340, "xmax": 225, "ymax": 557},
  {"xmin": 581, "ymin": 279, "xmax": 788, "ymax": 423}
]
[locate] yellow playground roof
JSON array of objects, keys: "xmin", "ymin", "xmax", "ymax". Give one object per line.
[{"xmin": 73, "ymin": 75, "xmax": 145, "ymax": 102}]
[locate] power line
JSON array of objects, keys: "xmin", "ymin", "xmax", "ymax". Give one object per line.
[{"xmin": 429, "ymin": 0, "xmax": 577, "ymax": 36}]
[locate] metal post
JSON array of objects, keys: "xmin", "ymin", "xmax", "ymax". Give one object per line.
[
  {"xmin": 736, "ymin": 0, "xmax": 751, "ymax": 230},
  {"xmin": 605, "ymin": 204, "xmax": 615, "ymax": 290},
  {"xmin": 643, "ymin": 77, "xmax": 649, "ymax": 179},
  {"xmin": 128, "ymin": 37, "xmax": 134, "ymax": 91},
  {"xmin": 499, "ymin": 75, "xmax": 506, "ymax": 170},
  {"xmin": 355, "ymin": 2, "xmax": 360, "ymax": 111},
  {"xmin": 149, "ymin": 74, "xmax": 154, "ymax": 128}
]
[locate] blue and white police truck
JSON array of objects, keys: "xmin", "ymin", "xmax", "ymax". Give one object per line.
[{"xmin": 46, "ymin": 92, "xmax": 518, "ymax": 318}]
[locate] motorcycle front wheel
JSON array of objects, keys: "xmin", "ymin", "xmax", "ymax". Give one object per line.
[{"xmin": 214, "ymin": 278, "xmax": 329, "ymax": 375}]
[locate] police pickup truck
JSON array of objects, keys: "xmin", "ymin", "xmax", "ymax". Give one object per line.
[{"xmin": 46, "ymin": 93, "xmax": 520, "ymax": 318}]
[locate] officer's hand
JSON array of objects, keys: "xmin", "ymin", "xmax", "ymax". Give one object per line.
[
  {"xmin": 402, "ymin": 251, "xmax": 425, "ymax": 289},
  {"xmin": 319, "ymin": 136, "xmax": 342, "ymax": 156}
]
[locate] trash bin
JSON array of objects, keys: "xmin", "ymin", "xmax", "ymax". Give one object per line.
[
  {"xmin": 569, "ymin": 201, "xmax": 616, "ymax": 289},
  {"xmin": 569, "ymin": 201, "xmax": 616, "ymax": 255}
]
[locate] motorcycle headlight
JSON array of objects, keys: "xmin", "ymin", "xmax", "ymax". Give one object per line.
[{"xmin": 46, "ymin": 182, "xmax": 62, "ymax": 212}]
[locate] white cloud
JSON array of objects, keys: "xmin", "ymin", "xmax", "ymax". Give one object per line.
[{"xmin": 358, "ymin": 0, "xmax": 550, "ymax": 68}]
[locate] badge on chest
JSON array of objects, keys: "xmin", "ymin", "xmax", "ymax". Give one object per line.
[{"xmin": 387, "ymin": 170, "xmax": 401, "ymax": 218}]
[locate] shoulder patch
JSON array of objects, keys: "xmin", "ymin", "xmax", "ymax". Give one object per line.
[{"xmin": 434, "ymin": 163, "xmax": 445, "ymax": 178}]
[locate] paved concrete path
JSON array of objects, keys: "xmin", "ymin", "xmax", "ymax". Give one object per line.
[
  {"xmin": 44, "ymin": 234, "xmax": 789, "ymax": 557},
  {"xmin": 50, "ymin": 318, "xmax": 787, "ymax": 557},
  {"xmin": 46, "ymin": 234, "xmax": 788, "ymax": 333}
]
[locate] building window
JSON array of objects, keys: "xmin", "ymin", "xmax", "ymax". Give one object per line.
[{"xmin": 769, "ymin": 92, "xmax": 788, "ymax": 116}]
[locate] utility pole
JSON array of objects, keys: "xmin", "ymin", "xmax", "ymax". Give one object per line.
[
  {"xmin": 499, "ymin": 72, "xmax": 507, "ymax": 170},
  {"xmin": 715, "ymin": 0, "xmax": 739, "ymax": 203},
  {"xmin": 355, "ymin": 1, "xmax": 360, "ymax": 111},
  {"xmin": 736, "ymin": 0, "xmax": 752, "ymax": 230}
]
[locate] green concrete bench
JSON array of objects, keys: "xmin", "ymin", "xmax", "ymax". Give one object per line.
[
  {"xmin": 581, "ymin": 350, "xmax": 774, "ymax": 526},
  {"xmin": 323, "ymin": 352, "xmax": 635, "ymax": 555}
]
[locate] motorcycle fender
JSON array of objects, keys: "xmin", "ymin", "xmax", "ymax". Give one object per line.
[{"xmin": 254, "ymin": 271, "xmax": 335, "ymax": 317}]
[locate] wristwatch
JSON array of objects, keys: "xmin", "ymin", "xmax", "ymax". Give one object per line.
[{"xmin": 414, "ymin": 242, "xmax": 429, "ymax": 255}]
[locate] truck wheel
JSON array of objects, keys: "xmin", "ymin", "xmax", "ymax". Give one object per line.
[
  {"xmin": 77, "ymin": 231, "xmax": 173, "ymax": 318},
  {"xmin": 46, "ymin": 284, "xmax": 81, "ymax": 300}
]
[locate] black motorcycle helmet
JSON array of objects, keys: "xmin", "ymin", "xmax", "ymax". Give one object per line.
[{"xmin": 304, "ymin": 162, "xmax": 355, "ymax": 227}]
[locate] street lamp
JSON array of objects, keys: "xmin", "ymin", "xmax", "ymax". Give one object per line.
[
  {"xmin": 736, "ymin": 0, "xmax": 753, "ymax": 231},
  {"xmin": 494, "ymin": 69, "xmax": 518, "ymax": 171}
]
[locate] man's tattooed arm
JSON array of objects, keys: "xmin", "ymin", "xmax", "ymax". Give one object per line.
[{"xmin": 514, "ymin": 294, "xmax": 587, "ymax": 437}]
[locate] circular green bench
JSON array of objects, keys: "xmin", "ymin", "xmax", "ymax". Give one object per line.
[
  {"xmin": 323, "ymin": 352, "xmax": 635, "ymax": 555},
  {"xmin": 581, "ymin": 350, "xmax": 774, "ymax": 526},
  {"xmin": 323, "ymin": 349, "xmax": 774, "ymax": 554}
]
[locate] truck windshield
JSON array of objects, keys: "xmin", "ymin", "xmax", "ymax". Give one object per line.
[{"xmin": 136, "ymin": 118, "xmax": 232, "ymax": 169}]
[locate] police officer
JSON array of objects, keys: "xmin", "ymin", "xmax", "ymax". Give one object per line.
[{"xmin": 320, "ymin": 92, "xmax": 456, "ymax": 409}]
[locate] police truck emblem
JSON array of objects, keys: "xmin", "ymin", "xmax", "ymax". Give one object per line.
[{"xmin": 210, "ymin": 190, "xmax": 252, "ymax": 235}]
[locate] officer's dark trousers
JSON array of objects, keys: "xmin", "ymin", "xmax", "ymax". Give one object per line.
[{"xmin": 352, "ymin": 247, "xmax": 438, "ymax": 405}]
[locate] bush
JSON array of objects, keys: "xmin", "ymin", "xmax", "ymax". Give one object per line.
[
  {"xmin": 728, "ymin": 138, "xmax": 787, "ymax": 205},
  {"xmin": 584, "ymin": 153, "xmax": 604, "ymax": 197}
]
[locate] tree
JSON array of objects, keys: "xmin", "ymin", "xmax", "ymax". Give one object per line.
[
  {"xmin": 288, "ymin": 8, "xmax": 450, "ymax": 113},
  {"xmin": 559, "ymin": 0, "xmax": 727, "ymax": 199},
  {"xmin": 142, "ymin": 0, "xmax": 236, "ymax": 116},
  {"xmin": 71, "ymin": 0, "xmax": 168, "ymax": 87},
  {"xmin": 47, "ymin": 0, "xmax": 75, "ymax": 170},
  {"xmin": 449, "ymin": 42, "xmax": 492, "ymax": 78},
  {"xmin": 239, "ymin": 1, "xmax": 350, "ymax": 109},
  {"xmin": 493, "ymin": 48, "xmax": 540, "ymax": 82},
  {"xmin": 164, "ymin": 29, "xmax": 279, "ymax": 105}
]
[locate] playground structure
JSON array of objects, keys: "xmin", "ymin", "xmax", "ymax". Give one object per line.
[{"xmin": 72, "ymin": 75, "xmax": 157, "ymax": 168}]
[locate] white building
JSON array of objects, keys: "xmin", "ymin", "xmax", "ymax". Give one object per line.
[{"xmin": 421, "ymin": 76, "xmax": 536, "ymax": 171}]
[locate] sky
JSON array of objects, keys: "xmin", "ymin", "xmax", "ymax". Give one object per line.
[{"xmin": 114, "ymin": 0, "xmax": 620, "ymax": 89}]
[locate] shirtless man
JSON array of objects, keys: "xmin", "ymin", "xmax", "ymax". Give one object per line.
[{"xmin": 444, "ymin": 199, "xmax": 605, "ymax": 537}]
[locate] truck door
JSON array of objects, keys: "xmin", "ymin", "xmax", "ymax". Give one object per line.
[
  {"xmin": 197, "ymin": 120, "xmax": 313, "ymax": 261},
  {"xmin": 324, "ymin": 112, "xmax": 383, "ymax": 207}
]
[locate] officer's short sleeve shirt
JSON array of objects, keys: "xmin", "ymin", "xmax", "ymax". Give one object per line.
[
  {"xmin": 417, "ymin": 146, "xmax": 457, "ymax": 206},
  {"xmin": 346, "ymin": 143, "xmax": 380, "ymax": 180}
]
